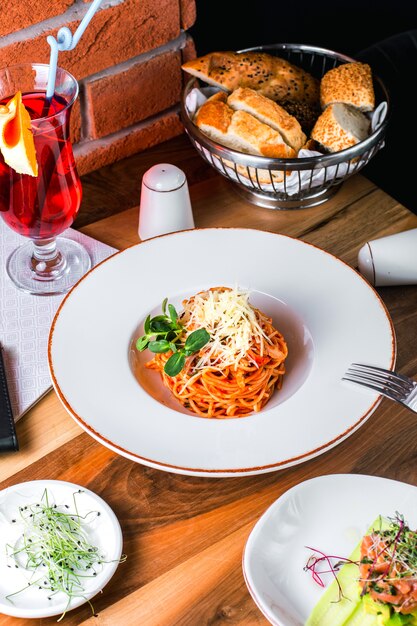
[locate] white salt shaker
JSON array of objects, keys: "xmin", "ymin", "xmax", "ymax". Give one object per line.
[
  {"xmin": 358, "ymin": 227, "xmax": 417, "ymax": 286},
  {"xmin": 138, "ymin": 164, "xmax": 195, "ymax": 240}
]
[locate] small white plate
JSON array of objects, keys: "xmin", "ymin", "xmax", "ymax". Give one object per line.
[
  {"xmin": 0, "ymin": 480, "xmax": 123, "ymax": 619},
  {"xmin": 243, "ymin": 473, "xmax": 417, "ymax": 626},
  {"xmin": 48, "ymin": 228, "xmax": 395, "ymax": 476}
]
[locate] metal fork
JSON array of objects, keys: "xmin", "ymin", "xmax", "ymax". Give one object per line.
[{"xmin": 342, "ymin": 363, "xmax": 417, "ymax": 413}]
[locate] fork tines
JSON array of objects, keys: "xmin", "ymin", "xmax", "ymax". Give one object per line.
[{"xmin": 343, "ymin": 363, "xmax": 415, "ymax": 400}]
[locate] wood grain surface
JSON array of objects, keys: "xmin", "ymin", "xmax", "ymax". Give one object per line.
[{"xmin": 1, "ymin": 134, "xmax": 417, "ymax": 626}]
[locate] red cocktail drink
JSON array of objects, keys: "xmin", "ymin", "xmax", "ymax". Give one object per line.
[
  {"xmin": 0, "ymin": 64, "xmax": 90, "ymax": 295},
  {"xmin": 0, "ymin": 92, "xmax": 82, "ymax": 239}
]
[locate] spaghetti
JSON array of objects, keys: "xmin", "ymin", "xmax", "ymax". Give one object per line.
[{"xmin": 146, "ymin": 287, "xmax": 288, "ymax": 418}]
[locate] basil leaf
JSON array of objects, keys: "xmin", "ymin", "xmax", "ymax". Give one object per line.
[
  {"xmin": 136, "ymin": 335, "xmax": 149, "ymax": 351},
  {"xmin": 150, "ymin": 315, "xmax": 171, "ymax": 323},
  {"xmin": 148, "ymin": 339, "xmax": 171, "ymax": 353},
  {"xmin": 184, "ymin": 328, "xmax": 210, "ymax": 353},
  {"xmin": 144, "ymin": 314, "xmax": 151, "ymax": 335},
  {"xmin": 164, "ymin": 352, "xmax": 186, "ymax": 376},
  {"xmin": 162, "ymin": 297, "xmax": 168, "ymax": 315},
  {"xmin": 168, "ymin": 304, "xmax": 179, "ymax": 324},
  {"xmin": 150, "ymin": 319, "xmax": 172, "ymax": 333}
]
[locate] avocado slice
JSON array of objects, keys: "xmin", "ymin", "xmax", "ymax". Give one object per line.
[
  {"xmin": 363, "ymin": 593, "xmax": 391, "ymax": 619},
  {"xmin": 385, "ymin": 614, "xmax": 417, "ymax": 626},
  {"xmin": 305, "ymin": 517, "xmax": 390, "ymax": 626},
  {"xmin": 305, "ymin": 544, "xmax": 362, "ymax": 626}
]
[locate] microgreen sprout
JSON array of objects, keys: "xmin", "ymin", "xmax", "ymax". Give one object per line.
[
  {"xmin": 358, "ymin": 512, "xmax": 417, "ymax": 594},
  {"xmin": 304, "ymin": 547, "xmax": 359, "ymax": 601},
  {"xmin": 136, "ymin": 297, "xmax": 210, "ymax": 376},
  {"xmin": 5, "ymin": 488, "xmax": 126, "ymax": 621}
]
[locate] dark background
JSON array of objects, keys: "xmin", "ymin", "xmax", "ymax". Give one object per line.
[
  {"xmin": 189, "ymin": 1, "xmax": 415, "ymax": 59},
  {"xmin": 188, "ymin": 1, "xmax": 417, "ymax": 215}
]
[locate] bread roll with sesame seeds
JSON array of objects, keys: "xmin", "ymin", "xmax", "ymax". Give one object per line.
[
  {"xmin": 182, "ymin": 51, "xmax": 320, "ymax": 105},
  {"xmin": 310, "ymin": 103, "xmax": 371, "ymax": 153},
  {"xmin": 320, "ymin": 62, "xmax": 375, "ymax": 112}
]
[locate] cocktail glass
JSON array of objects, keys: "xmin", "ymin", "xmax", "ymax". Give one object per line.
[{"xmin": 0, "ymin": 63, "xmax": 90, "ymax": 295}]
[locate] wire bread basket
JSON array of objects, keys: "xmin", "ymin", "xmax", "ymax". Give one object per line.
[{"xmin": 181, "ymin": 43, "xmax": 390, "ymax": 209}]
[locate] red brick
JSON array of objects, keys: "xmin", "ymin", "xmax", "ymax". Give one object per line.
[
  {"xmin": 85, "ymin": 51, "xmax": 182, "ymax": 139},
  {"xmin": 180, "ymin": 0, "xmax": 196, "ymax": 30},
  {"xmin": 181, "ymin": 37, "xmax": 197, "ymax": 92},
  {"xmin": 181, "ymin": 35, "xmax": 197, "ymax": 66},
  {"xmin": 70, "ymin": 97, "xmax": 81, "ymax": 145},
  {"xmin": 0, "ymin": 1, "xmax": 75, "ymax": 38},
  {"xmin": 74, "ymin": 111, "xmax": 184, "ymax": 175},
  {"xmin": 0, "ymin": 0, "xmax": 180, "ymax": 82}
]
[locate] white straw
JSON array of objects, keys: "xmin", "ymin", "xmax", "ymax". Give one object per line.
[{"xmin": 46, "ymin": 0, "xmax": 105, "ymax": 99}]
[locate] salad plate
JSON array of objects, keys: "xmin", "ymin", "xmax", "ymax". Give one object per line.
[
  {"xmin": 48, "ymin": 227, "xmax": 395, "ymax": 477},
  {"xmin": 243, "ymin": 473, "xmax": 417, "ymax": 626},
  {"xmin": 0, "ymin": 480, "xmax": 123, "ymax": 619}
]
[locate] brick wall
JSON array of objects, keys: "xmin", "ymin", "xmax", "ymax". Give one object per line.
[{"xmin": 0, "ymin": 0, "xmax": 197, "ymax": 175}]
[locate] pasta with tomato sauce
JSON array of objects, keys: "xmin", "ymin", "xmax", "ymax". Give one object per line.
[{"xmin": 145, "ymin": 286, "xmax": 288, "ymax": 418}]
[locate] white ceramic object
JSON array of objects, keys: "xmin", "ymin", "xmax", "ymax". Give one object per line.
[
  {"xmin": 358, "ymin": 227, "xmax": 417, "ymax": 286},
  {"xmin": 48, "ymin": 228, "xmax": 395, "ymax": 477},
  {"xmin": 0, "ymin": 480, "xmax": 123, "ymax": 619},
  {"xmin": 138, "ymin": 163, "xmax": 195, "ymax": 240},
  {"xmin": 243, "ymin": 473, "xmax": 417, "ymax": 626}
]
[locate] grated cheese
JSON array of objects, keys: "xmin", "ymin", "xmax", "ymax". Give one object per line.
[{"xmin": 180, "ymin": 286, "xmax": 269, "ymax": 369}]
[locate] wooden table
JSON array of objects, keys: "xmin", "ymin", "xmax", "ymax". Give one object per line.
[{"xmin": 1, "ymin": 134, "xmax": 417, "ymax": 625}]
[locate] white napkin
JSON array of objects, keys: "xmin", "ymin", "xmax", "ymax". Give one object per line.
[{"xmin": 0, "ymin": 221, "xmax": 117, "ymax": 421}]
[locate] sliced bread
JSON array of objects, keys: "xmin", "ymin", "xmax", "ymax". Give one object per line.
[
  {"xmin": 194, "ymin": 97, "xmax": 295, "ymax": 183},
  {"xmin": 194, "ymin": 91, "xmax": 233, "ymax": 144},
  {"xmin": 311, "ymin": 103, "xmax": 371, "ymax": 153},
  {"xmin": 226, "ymin": 110, "xmax": 296, "ymax": 158},
  {"xmin": 227, "ymin": 87, "xmax": 306, "ymax": 152},
  {"xmin": 194, "ymin": 96, "xmax": 295, "ymax": 159}
]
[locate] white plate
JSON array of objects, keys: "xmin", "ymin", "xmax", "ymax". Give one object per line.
[
  {"xmin": 48, "ymin": 228, "xmax": 395, "ymax": 477},
  {"xmin": 243, "ymin": 473, "xmax": 417, "ymax": 626},
  {"xmin": 0, "ymin": 480, "xmax": 123, "ymax": 619}
]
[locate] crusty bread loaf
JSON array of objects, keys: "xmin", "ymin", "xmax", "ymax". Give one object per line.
[
  {"xmin": 226, "ymin": 110, "xmax": 296, "ymax": 158},
  {"xmin": 194, "ymin": 91, "xmax": 233, "ymax": 144},
  {"xmin": 182, "ymin": 51, "xmax": 320, "ymax": 105},
  {"xmin": 320, "ymin": 62, "xmax": 375, "ymax": 112},
  {"xmin": 194, "ymin": 95, "xmax": 295, "ymax": 183},
  {"xmin": 195, "ymin": 96, "xmax": 295, "ymax": 158},
  {"xmin": 311, "ymin": 103, "xmax": 371, "ymax": 153},
  {"xmin": 227, "ymin": 87, "xmax": 306, "ymax": 152}
]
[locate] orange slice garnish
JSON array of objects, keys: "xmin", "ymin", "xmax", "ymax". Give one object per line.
[{"xmin": 0, "ymin": 91, "xmax": 38, "ymax": 177}]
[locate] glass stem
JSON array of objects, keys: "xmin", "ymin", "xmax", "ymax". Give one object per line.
[{"xmin": 31, "ymin": 238, "xmax": 67, "ymax": 280}]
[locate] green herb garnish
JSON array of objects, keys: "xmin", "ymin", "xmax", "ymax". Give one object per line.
[
  {"xmin": 136, "ymin": 298, "xmax": 210, "ymax": 377},
  {"xmin": 6, "ymin": 488, "xmax": 126, "ymax": 621}
]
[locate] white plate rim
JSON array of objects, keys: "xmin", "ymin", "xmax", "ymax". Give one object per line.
[
  {"xmin": 48, "ymin": 227, "xmax": 396, "ymax": 477},
  {"xmin": 0, "ymin": 479, "xmax": 123, "ymax": 619}
]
